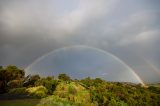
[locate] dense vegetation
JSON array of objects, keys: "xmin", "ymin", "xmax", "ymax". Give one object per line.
[{"xmin": 0, "ymin": 65, "xmax": 160, "ymax": 106}]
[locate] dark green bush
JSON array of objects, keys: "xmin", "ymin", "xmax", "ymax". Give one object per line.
[
  {"xmin": 35, "ymin": 77, "xmax": 58, "ymax": 94},
  {"xmin": 8, "ymin": 87, "xmax": 27, "ymax": 94}
]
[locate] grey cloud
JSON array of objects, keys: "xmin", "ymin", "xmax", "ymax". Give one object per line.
[{"xmin": 0, "ymin": 0, "xmax": 160, "ymax": 82}]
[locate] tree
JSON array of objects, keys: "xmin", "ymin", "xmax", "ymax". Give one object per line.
[
  {"xmin": 80, "ymin": 77, "xmax": 92, "ymax": 87},
  {"xmin": 1, "ymin": 65, "xmax": 25, "ymax": 82},
  {"xmin": 0, "ymin": 65, "xmax": 25, "ymax": 93},
  {"xmin": 23, "ymin": 74, "xmax": 40, "ymax": 87},
  {"xmin": 58, "ymin": 73, "xmax": 70, "ymax": 81}
]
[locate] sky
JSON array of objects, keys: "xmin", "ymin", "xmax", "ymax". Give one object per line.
[
  {"xmin": 0, "ymin": 0, "xmax": 160, "ymax": 83},
  {"xmin": 26, "ymin": 46, "xmax": 144, "ymax": 84}
]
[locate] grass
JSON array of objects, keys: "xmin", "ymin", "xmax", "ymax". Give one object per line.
[{"xmin": 0, "ymin": 99, "xmax": 40, "ymax": 106}]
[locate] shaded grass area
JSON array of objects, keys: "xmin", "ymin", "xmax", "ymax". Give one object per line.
[{"xmin": 0, "ymin": 99, "xmax": 40, "ymax": 106}]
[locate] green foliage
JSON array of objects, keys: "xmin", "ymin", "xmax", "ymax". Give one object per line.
[
  {"xmin": 8, "ymin": 87, "xmax": 27, "ymax": 95},
  {"xmin": 108, "ymin": 98, "xmax": 128, "ymax": 106},
  {"xmin": 108, "ymin": 98, "xmax": 117, "ymax": 106},
  {"xmin": 37, "ymin": 95, "xmax": 97, "ymax": 106},
  {"xmin": 80, "ymin": 78, "xmax": 160, "ymax": 106},
  {"xmin": 68, "ymin": 85, "xmax": 77, "ymax": 95},
  {"xmin": 7, "ymin": 80, "xmax": 23, "ymax": 88},
  {"xmin": 24, "ymin": 74, "xmax": 40, "ymax": 87},
  {"xmin": 148, "ymin": 86, "xmax": 160, "ymax": 94},
  {"xmin": 0, "ymin": 65, "xmax": 160, "ymax": 106},
  {"xmin": 53, "ymin": 82, "xmax": 96, "ymax": 105},
  {"xmin": 0, "ymin": 66, "xmax": 24, "ymax": 82},
  {"xmin": 26, "ymin": 86, "xmax": 48, "ymax": 98},
  {"xmin": 0, "ymin": 65, "xmax": 25, "ymax": 92},
  {"xmin": 58, "ymin": 73, "xmax": 71, "ymax": 81},
  {"xmin": 35, "ymin": 76, "xmax": 58, "ymax": 94},
  {"xmin": 44, "ymin": 80, "xmax": 58, "ymax": 94},
  {"xmin": 36, "ymin": 95, "xmax": 76, "ymax": 106}
]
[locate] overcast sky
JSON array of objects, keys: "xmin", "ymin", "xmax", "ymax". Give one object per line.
[{"xmin": 0, "ymin": 0, "xmax": 160, "ymax": 82}]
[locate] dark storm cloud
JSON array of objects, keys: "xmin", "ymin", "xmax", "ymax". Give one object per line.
[
  {"xmin": 0, "ymin": 0, "xmax": 160, "ymax": 82},
  {"xmin": 0, "ymin": 0, "xmax": 69, "ymax": 67}
]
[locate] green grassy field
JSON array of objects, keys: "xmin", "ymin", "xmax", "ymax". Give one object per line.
[{"xmin": 0, "ymin": 99, "xmax": 40, "ymax": 106}]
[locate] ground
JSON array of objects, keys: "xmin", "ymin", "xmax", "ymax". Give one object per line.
[{"xmin": 0, "ymin": 99, "xmax": 40, "ymax": 106}]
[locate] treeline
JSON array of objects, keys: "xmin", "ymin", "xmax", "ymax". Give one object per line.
[
  {"xmin": 0, "ymin": 66, "xmax": 70, "ymax": 94},
  {"xmin": 0, "ymin": 65, "xmax": 160, "ymax": 106}
]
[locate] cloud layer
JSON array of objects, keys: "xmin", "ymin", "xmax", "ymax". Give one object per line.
[{"xmin": 0, "ymin": 0, "xmax": 160, "ymax": 82}]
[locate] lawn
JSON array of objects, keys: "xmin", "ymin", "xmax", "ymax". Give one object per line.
[{"xmin": 0, "ymin": 99, "xmax": 40, "ymax": 106}]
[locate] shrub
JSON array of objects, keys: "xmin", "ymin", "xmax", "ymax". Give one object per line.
[
  {"xmin": 58, "ymin": 73, "xmax": 71, "ymax": 81},
  {"xmin": 36, "ymin": 95, "xmax": 75, "ymax": 106},
  {"xmin": 8, "ymin": 87, "xmax": 27, "ymax": 94},
  {"xmin": 24, "ymin": 74, "xmax": 40, "ymax": 87},
  {"xmin": 44, "ymin": 79, "xmax": 58, "ymax": 94},
  {"xmin": 36, "ymin": 95, "xmax": 97, "ymax": 106},
  {"xmin": 68, "ymin": 85, "xmax": 77, "ymax": 95},
  {"xmin": 26, "ymin": 86, "xmax": 48, "ymax": 98},
  {"xmin": 35, "ymin": 77, "xmax": 58, "ymax": 94},
  {"xmin": 148, "ymin": 86, "xmax": 160, "ymax": 94}
]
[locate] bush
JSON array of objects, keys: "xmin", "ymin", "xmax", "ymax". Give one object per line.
[
  {"xmin": 24, "ymin": 74, "xmax": 40, "ymax": 87},
  {"xmin": 109, "ymin": 98, "xmax": 128, "ymax": 106},
  {"xmin": 44, "ymin": 80, "xmax": 58, "ymax": 94},
  {"xmin": 8, "ymin": 87, "xmax": 27, "ymax": 94},
  {"xmin": 36, "ymin": 95, "xmax": 75, "ymax": 106},
  {"xmin": 35, "ymin": 77, "xmax": 58, "ymax": 94},
  {"xmin": 68, "ymin": 85, "xmax": 77, "ymax": 95},
  {"xmin": 37, "ymin": 95, "xmax": 97, "ymax": 106},
  {"xmin": 58, "ymin": 73, "xmax": 71, "ymax": 81},
  {"xmin": 148, "ymin": 86, "xmax": 160, "ymax": 94},
  {"xmin": 26, "ymin": 86, "xmax": 48, "ymax": 98}
]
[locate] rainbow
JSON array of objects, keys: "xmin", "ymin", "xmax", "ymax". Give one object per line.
[
  {"xmin": 25, "ymin": 45, "xmax": 145, "ymax": 86},
  {"xmin": 145, "ymin": 60, "xmax": 160, "ymax": 76},
  {"xmin": 129, "ymin": 51, "xmax": 160, "ymax": 77}
]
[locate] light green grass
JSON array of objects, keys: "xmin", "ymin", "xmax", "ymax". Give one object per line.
[{"xmin": 0, "ymin": 99, "xmax": 40, "ymax": 106}]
